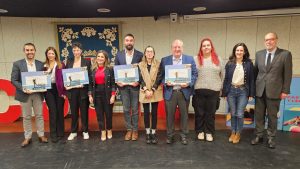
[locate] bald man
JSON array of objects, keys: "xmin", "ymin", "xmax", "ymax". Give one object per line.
[
  {"xmin": 155, "ymin": 40, "xmax": 197, "ymax": 145},
  {"xmin": 251, "ymin": 32, "xmax": 293, "ymax": 149}
]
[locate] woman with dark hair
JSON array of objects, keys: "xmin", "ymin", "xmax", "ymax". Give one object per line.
[
  {"xmin": 44, "ymin": 47, "xmax": 66, "ymax": 143},
  {"xmin": 88, "ymin": 50, "xmax": 116, "ymax": 141},
  {"xmin": 192, "ymin": 38, "xmax": 224, "ymax": 142},
  {"xmin": 66, "ymin": 42, "xmax": 91, "ymax": 141},
  {"xmin": 138, "ymin": 46, "xmax": 163, "ymax": 144},
  {"xmin": 222, "ymin": 43, "xmax": 255, "ymax": 144}
]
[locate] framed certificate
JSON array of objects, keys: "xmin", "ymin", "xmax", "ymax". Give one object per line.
[
  {"xmin": 113, "ymin": 64, "xmax": 139, "ymax": 84},
  {"xmin": 165, "ymin": 64, "xmax": 191, "ymax": 85},
  {"xmin": 21, "ymin": 71, "xmax": 51, "ymax": 92},
  {"xmin": 62, "ymin": 67, "xmax": 89, "ymax": 88}
]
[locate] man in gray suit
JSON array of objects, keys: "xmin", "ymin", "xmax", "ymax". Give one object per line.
[
  {"xmin": 251, "ymin": 32, "xmax": 293, "ymax": 149},
  {"xmin": 115, "ymin": 34, "xmax": 143, "ymax": 141},
  {"xmin": 11, "ymin": 43, "xmax": 48, "ymax": 147}
]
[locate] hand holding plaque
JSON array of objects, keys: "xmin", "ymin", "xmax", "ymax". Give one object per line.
[
  {"xmin": 21, "ymin": 71, "xmax": 51, "ymax": 93},
  {"xmin": 165, "ymin": 64, "xmax": 191, "ymax": 85},
  {"xmin": 114, "ymin": 64, "xmax": 139, "ymax": 85}
]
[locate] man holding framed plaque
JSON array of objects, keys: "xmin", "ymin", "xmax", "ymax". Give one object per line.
[
  {"xmin": 114, "ymin": 33, "xmax": 143, "ymax": 141},
  {"xmin": 156, "ymin": 39, "xmax": 197, "ymax": 145},
  {"xmin": 11, "ymin": 43, "xmax": 48, "ymax": 147}
]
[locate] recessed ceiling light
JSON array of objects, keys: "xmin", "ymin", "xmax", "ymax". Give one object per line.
[
  {"xmin": 0, "ymin": 9, "xmax": 8, "ymax": 13},
  {"xmin": 193, "ymin": 7, "xmax": 206, "ymax": 12},
  {"xmin": 97, "ymin": 8, "xmax": 111, "ymax": 13}
]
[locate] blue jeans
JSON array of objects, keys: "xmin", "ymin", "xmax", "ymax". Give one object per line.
[
  {"xmin": 227, "ymin": 86, "xmax": 248, "ymax": 133},
  {"xmin": 119, "ymin": 86, "xmax": 139, "ymax": 131}
]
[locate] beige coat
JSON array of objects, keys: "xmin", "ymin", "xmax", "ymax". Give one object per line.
[{"xmin": 138, "ymin": 59, "xmax": 163, "ymax": 103}]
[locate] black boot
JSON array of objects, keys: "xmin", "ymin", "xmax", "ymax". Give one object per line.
[
  {"xmin": 146, "ymin": 134, "xmax": 151, "ymax": 144},
  {"xmin": 151, "ymin": 133, "xmax": 158, "ymax": 144}
]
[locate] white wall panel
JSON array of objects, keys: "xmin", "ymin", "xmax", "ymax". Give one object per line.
[
  {"xmin": 226, "ymin": 18, "xmax": 258, "ymax": 60},
  {"xmin": 197, "ymin": 19, "xmax": 227, "ymax": 59}
]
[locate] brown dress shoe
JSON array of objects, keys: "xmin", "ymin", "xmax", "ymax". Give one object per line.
[
  {"xmin": 131, "ymin": 131, "xmax": 138, "ymax": 141},
  {"xmin": 21, "ymin": 138, "xmax": 32, "ymax": 148},
  {"xmin": 124, "ymin": 131, "xmax": 132, "ymax": 141},
  {"xmin": 38, "ymin": 136, "xmax": 48, "ymax": 143}
]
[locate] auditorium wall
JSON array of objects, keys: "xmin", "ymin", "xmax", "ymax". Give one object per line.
[{"xmin": 0, "ymin": 15, "xmax": 299, "ymax": 114}]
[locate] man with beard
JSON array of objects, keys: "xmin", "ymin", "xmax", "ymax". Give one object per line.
[
  {"xmin": 251, "ymin": 32, "xmax": 293, "ymax": 149},
  {"xmin": 115, "ymin": 33, "xmax": 143, "ymax": 141},
  {"xmin": 11, "ymin": 43, "xmax": 48, "ymax": 147}
]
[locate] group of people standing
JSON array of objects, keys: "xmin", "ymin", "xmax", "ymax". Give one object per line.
[{"xmin": 11, "ymin": 32, "xmax": 292, "ymax": 149}]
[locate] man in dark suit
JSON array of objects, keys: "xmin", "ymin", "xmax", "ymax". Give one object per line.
[
  {"xmin": 251, "ymin": 32, "xmax": 293, "ymax": 149},
  {"xmin": 114, "ymin": 33, "xmax": 143, "ymax": 141},
  {"xmin": 11, "ymin": 43, "xmax": 48, "ymax": 147},
  {"xmin": 156, "ymin": 39, "xmax": 197, "ymax": 145}
]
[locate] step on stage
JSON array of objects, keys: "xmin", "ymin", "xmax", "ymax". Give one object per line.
[{"xmin": 0, "ymin": 129, "xmax": 299, "ymax": 169}]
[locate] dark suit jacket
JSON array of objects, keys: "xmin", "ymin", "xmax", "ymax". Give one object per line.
[
  {"xmin": 65, "ymin": 57, "xmax": 91, "ymax": 99},
  {"xmin": 157, "ymin": 54, "xmax": 198, "ymax": 101},
  {"xmin": 114, "ymin": 49, "xmax": 143, "ymax": 65},
  {"xmin": 254, "ymin": 48, "xmax": 293, "ymax": 99},
  {"xmin": 114, "ymin": 49, "xmax": 143, "ymax": 89},
  {"xmin": 11, "ymin": 59, "xmax": 44, "ymax": 102},
  {"xmin": 89, "ymin": 67, "xmax": 116, "ymax": 103},
  {"xmin": 222, "ymin": 59, "xmax": 255, "ymax": 97}
]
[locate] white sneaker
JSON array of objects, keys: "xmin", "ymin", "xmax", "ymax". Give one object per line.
[
  {"xmin": 197, "ymin": 132, "xmax": 205, "ymax": 140},
  {"xmin": 206, "ymin": 133, "xmax": 213, "ymax": 142},
  {"xmin": 67, "ymin": 133, "xmax": 77, "ymax": 141},
  {"xmin": 83, "ymin": 132, "xmax": 89, "ymax": 140}
]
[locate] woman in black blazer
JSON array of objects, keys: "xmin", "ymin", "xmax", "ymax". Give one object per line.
[
  {"xmin": 88, "ymin": 50, "xmax": 116, "ymax": 141},
  {"xmin": 222, "ymin": 43, "xmax": 255, "ymax": 144},
  {"xmin": 65, "ymin": 42, "xmax": 91, "ymax": 141}
]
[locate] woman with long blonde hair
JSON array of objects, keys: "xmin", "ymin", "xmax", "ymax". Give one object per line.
[{"xmin": 89, "ymin": 50, "xmax": 116, "ymax": 141}]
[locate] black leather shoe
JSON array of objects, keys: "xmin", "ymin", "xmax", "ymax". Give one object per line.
[
  {"xmin": 151, "ymin": 134, "xmax": 158, "ymax": 144},
  {"xmin": 166, "ymin": 137, "xmax": 174, "ymax": 144},
  {"xmin": 146, "ymin": 134, "xmax": 151, "ymax": 144},
  {"xmin": 267, "ymin": 139, "xmax": 276, "ymax": 149},
  {"xmin": 251, "ymin": 137, "xmax": 263, "ymax": 145},
  {"xmin": 181, "ymin": 137, "xmax": 188, "ymax": 145},
  {"xmin": 51, "ymin": 137, "xmax": 59, "ymax": 143}
]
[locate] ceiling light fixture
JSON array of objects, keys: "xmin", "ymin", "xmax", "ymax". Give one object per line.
[
  {"xmin": 193, "ymin": 7, "xmax": 206, "ymax": 12},
  {"xmin": 0, "ymin": 9, "xmax": 8, "ymax": 13},
  {"xmin": 97, "ymin": 8, "xmax": 111, "ymax": 13}
]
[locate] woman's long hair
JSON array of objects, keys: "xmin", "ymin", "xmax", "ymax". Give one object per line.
[
  {"xmin": 91, "ymin": 50, "xmax": 110, "ymax": 71},
  {"xmin": 197, "ymin": 38, "xmax": 219, "ymax": 66},
  {"xmin": 44, "ymin": 47, "xmax": 62, "ymax": 69},
  {"xmin": 229, "ymin": 43, "xmax": 250, "ymax": 63}
]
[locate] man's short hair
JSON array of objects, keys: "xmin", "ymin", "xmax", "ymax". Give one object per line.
[
  {"xmin": 124, "ymin": 33, "xmax": 134, "ymax": 39},
  {"xmin": 23, "ymin": 43, "xmax": 36, "ymax": 51}
]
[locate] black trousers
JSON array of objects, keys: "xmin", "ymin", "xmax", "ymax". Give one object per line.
[
  {"xmin": 143, "ymin": 102, "xmax": 158, "ymax": 129},
  {"xmin": 94, "ymin": 85, "xmax": 113, "ymax": 131},
  {"xmin": 69, "ymin": 88, "xmax": 89, "ymax": 133},
  {"xmin": 45, "ymin": 83, "xmax": 65, "ymax": 138},
  {"xmin": 192, "ymin": 89, "xmax": 220, "ymax": 134},
  {"xmin": 255, "ymin": 90, "xmax": 281, "ymax": 139}
]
